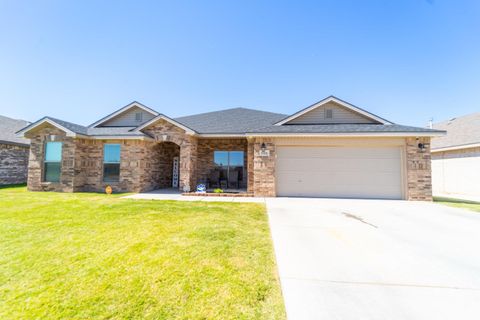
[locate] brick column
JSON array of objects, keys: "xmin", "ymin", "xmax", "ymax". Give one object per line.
[
  {"xmin": 247, "ymin": 138, "xmax": 254, "ymax": 193},
  {"xmin": 406, "ymin": 137, "xmax": 432, "ymax": 201},
  {"xmin": 179, "ymin": 135, "xmax": 197, "ymax": 192},
  {"xmin": 253, "ymin": 138, "xmax": 276, "ymax": 197}
]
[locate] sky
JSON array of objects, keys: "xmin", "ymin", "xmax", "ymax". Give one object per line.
[{"xmin": 0, "ymin": 0, "xmax": 479, "ymax": 127}]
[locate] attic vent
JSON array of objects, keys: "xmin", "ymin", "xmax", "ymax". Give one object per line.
[
  {"xmin": 325, "ymin": 109, "xmax": 333, "ymax": 119},
  {"xmin": 135, "ymin": 112, "xmax": 143, "ymax": 122}
]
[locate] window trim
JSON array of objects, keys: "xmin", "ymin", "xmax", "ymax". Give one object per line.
[
  {"xmin": 103, "ymin": 143, "xmax": 121, "ymax": 183},
  {"xmin": 43, "ymin": 141, "xmax": 63, "ymax": 183}
]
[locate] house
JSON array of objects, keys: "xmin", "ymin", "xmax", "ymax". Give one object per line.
[
  {"xmin": 17, "ymin": 96, "xmax": 444, "ymax": 200},
  {"xmin": 431, "ymin": 113, "xmax": 480, "ymax": 197},
  {"xmin": 0, "ymin": 115, "xmax": 30, "ymax": 185}
]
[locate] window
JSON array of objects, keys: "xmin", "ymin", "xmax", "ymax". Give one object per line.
[
  {"xmin": 103, "ymin": 144, "xmax": 121, "ymax": 182},
  {"xmin": 44, "ymin": 142, "xmax": 62, "ymax": 182},
  {"xmin": 213, "ymin": 151, "xmax": 245, "ymax": 188},
  {"xmin": 325, "ymin": 109, "xmax": 333, "ymax": 119},
  {"xmin": 135, "ymin": 112, "xmax": 143, "ymax": 122}
]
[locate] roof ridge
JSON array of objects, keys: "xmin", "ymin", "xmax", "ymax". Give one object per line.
[{"xmin": 174, "ymin": 107, "xmax": 286, "ymax": 119}]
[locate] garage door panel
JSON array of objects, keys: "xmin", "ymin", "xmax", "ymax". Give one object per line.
[
  {"xmin": 276, "ymin": 146, "xmax": 403, "ymax": 199},
  {"xmin": 277, "ymin": 158, "xmax": 400, "ymax": 173},
  {"xmin": 278, "ymin": 171, "xmax": 401, "ymax": 186},
  {"xmin": 277, "ymin": 147, "xmax": 400, "ymax": 159}
]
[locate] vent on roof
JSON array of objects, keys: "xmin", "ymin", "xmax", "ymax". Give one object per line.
[
  {"xmin": 135, "ymin": 112, "xmax": 143, "ymax": 122},
  {"xmin": 325, "ymin": 109, "xmax": 333, "ymax": 119}
]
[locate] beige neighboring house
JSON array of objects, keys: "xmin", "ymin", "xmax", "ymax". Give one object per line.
[
  {"xmin": 432, "ymin": 113, "xmax": 480, "ymax": 198},
  {"xmin": 0, "ymin": 115, "xmax": 30, "ymax": 185},
  {"xmin": 17, "ymin": 96, "xmax": 444, "ymax": 200}
]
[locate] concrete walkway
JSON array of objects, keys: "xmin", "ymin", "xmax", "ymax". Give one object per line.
[
  {"xmin": 123, "ymin": 189, "xmax": 266, "ymax": 203},
  {"xmin": 266, "ymin": 197, "xmax": 480, "ymax": 320}
]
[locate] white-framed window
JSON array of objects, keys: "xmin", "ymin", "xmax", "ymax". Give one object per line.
[
  {"xmin": 103, "ymin": 144, "xmax": 121, "ymax": 182},
  {"xmin": 135, "ymin": 112, "xmax": 143, "ymax": 122},
  {"xmin": 44, "ymin": 142, "xmax": 62, "ymax": 182}
]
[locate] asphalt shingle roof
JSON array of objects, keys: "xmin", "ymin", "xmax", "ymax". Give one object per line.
[
  {"xmin": 174, "ymin": 108, "xmax": 287, "ymax": 134},
  {"xmin": 18, "ymin": 106, "xmax": 443, "ymax": 138},
  {"xmin": 87, "ymin": 127, "xmax": 147, "ymax": 136},
  {"xmin": 248, "ymin": 123, "xmax": 444, "ymax": 134},
  {"xmin": 0, "ymin": 115, "xmax": 30, "ymax": 146},
  {"xmin": 432, "ymin": 113, "xmax": 480, "ymax": 150},
  {"xmin": 44, "ymin": 117, "xmax": 89, "ymax": 135}
]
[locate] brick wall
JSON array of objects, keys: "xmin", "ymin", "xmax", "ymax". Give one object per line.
[
  {"xmin": 196, "ymin": 138, "xmax": 248, "ymax": 188},
  {"xmin": 252, "ymin": 138, "xmax": 276, "ymax": 197},
  {"xmin": 0, "ymin": 143, "xmax": 29, "ymax": 185},
  {"xmin": 406, "ymin": 137, "xmax": 432, "ymax": 201}
]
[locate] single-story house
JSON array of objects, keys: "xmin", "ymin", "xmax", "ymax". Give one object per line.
[
  {"xmin": 432, "ymin": 113, "xmax": 480, "ymax": 197},
  {"xmin": 17, "ymin": 96, "xmax": 444, "ymax": 200},
  {"xmin": 0, "ymin": 115, "xmax": 30, "ymax": 185}
]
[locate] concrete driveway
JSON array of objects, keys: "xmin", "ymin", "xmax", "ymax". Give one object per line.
[{"xmin": 266, "ymin": 198, "xmax": 480, "ymax": 320}]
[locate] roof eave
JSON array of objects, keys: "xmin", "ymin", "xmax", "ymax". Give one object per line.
[
  {"xmin": 16, "ymin": 118, "xmax": 80, "ymax": 137},
  {"xmin": 246, "ymin": 131, "xmax": 446, "ymax": 137},
  {"xmin": 431, "ymin": 142, "xmax": 480, "ymax": 153}
]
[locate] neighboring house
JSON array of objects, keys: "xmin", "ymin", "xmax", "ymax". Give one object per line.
[
  {"xmin": 431, "ymin": 113, "xmax": 480, "ymax": 197},
  {"xmin": 0, "ymin": 115, "xmax": 30, "ymax": 185},
  {"xmin": 17, "ymin": 96, "xmax": 443, "ymax": 200}
]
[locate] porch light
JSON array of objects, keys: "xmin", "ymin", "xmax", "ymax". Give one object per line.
[
  {"xmin": 418, "ymin": 143, "xmax": 426, "ymax": 151},
  {"xmin": 261, "ymin": 142, "xmax": 266, "ymax": 151}
]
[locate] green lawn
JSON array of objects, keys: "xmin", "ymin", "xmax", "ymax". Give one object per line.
[
  {"xmin": 0, "ymin": 186, "xmax": 285, "ymax": 319},
  {"xmin": 434, "ymin": 196, "xmax": 480, "ymax": 213}
]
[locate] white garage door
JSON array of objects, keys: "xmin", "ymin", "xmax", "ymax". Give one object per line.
[{"xmin": 276, "ymin": 146, "xmax": 403, "ymax": 199}]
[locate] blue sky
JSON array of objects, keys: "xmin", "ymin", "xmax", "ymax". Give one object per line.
[{"xmin": 0, "ymin": 0, "xmax": 479, "ymax": 127}]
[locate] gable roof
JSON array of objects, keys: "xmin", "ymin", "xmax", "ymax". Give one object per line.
[
  {"xmin": 274, "ymin": 96, "xmax": 392, "ymax": 126},
  {"xmin": 16, "ymin": 117, "xmax": 151, "ymax": 139},
  {"xmin": 16, "ymin": 117, "xmax": 86, "ymax": 137},
  {"xmin": 0, "ymin": 115, "xmax": 30, "ymax": 146},
  {"xmin": 432, "ymin": 112, "xmax": 480, "ymax": 151},
  {"xmin": 89, "ymin": 101, "xmax": 159, "ymax": 128},
  {"xmin": 174, "ymin": 107, "xmax": 286, "ymax": 134},
  {"xmin": 134, "ymin": 114, "xmax": 197, "ymax": 134},
  {"xmin": 17, "ymin": 98, "xmax": 443, "ymax": 139}
]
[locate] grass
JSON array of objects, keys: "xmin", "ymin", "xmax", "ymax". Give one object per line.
[
  {"xmin": 434, "ymin": 196, "xmax": 480, "ymax": 213},
  {"xmin": 0, "ymin": 186, "xmax": 285, "ymax": 319}
]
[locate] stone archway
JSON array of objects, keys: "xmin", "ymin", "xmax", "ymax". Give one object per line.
[{"xmin": 151, "ymin": 141, "xmax": 181, "ymax": 189}]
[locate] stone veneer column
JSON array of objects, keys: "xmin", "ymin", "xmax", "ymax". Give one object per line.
[
  {"xmin": 179, "ymin": 135, "xmax": 198, "ymax": 192},
  {"xmin": 247, "ymin": 138, "xmax": 254, "ymax": 193},
  {"xmin": 252, "ymin": 138, "xmax": 276, "ymax": 197},
  {"xmin": 406, "ymin": 137, "xmax": 433, "ymax": 201}
]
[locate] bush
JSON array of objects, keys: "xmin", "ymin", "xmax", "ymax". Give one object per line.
[{"xmin": 214, "ymin": 188, "xmax": 223, "ymax": 193}]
